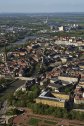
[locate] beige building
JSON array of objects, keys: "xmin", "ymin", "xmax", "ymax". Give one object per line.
[
  {"xmin": 36, "ymin": 91, "xmax": 69, "ymax": 108},
  {"xmin": 52, "ymin": 92, "xmax": 69, "ymax": 100},
  {"xmin": 36, "ymin": 98, "xmax": 65, "ymax": 108},
  {"xmin": 58, "ymin": 76, "xmax": 78, "ymax": 83}
]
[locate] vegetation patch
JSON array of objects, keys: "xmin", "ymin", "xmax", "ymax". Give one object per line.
[
  {"xmin": 28, "ymin": 117, "xmax": 41, "ymax": 126},
  {"xmin": 6, "ymin": 108, "xmax": 23, "ymax": 116},
  {"xmin": 44, "ymin": 120, "xmax": 56, "ymax": 125}
]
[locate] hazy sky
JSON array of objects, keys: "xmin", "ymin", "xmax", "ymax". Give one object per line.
[{"xmin": 0, "ymin": 0, "xmax": 84, "ymax": 13}]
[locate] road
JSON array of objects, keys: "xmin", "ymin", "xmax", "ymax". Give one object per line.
[
  {"xmin": 0, "ymin": 79, "xmax": 25, "ymax": 101},
  {"xmin": 0, "ymin": 79, "xmax": 26, "ymax": 114},
  {"xmin": 0, "ymin": 100, "xmax": 8, "ymax": 124},
  {"xmin": 0, "ymin": 79, "xmax": 26, "ymax": 124},
  {"xmin": 0, "ymin": 101, "xmax": 8, "ymax": 115}
]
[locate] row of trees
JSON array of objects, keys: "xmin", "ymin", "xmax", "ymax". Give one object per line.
[
  {"xmin": 8, "ymin": 85, "xmax": 41, "ymax": 107},
  {"xmin": 42, "ymin": 31, "xmax": 84, "ymax": 38},
  {"xmin": 28, "ymin": 103, "xmax": 84, "ymax": 121}
]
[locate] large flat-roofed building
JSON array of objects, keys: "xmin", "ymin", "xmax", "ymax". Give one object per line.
[
  {"xmin": 58, "ymin": 76, "xmax": 78, "ymax": 83},
  {"xmin": 52, "ymin": 92, "xmax": 69, "ymax": 100},
  {"xmin": 36, "ymin": 91, "xmax": 69, "ymax": 108},
  {"xmin": 36, "ymin": 98, "xmax": 65, "ymax": 108}
]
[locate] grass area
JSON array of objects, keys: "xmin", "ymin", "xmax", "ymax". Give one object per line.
[
  {"xmin": 44, "ymin": 120, "xmax": 56, "ymax": 125},
  {"xmin": 28, "ymin": 118, "xmax": 57, "ymax": 126},
  {"xmin": 28, "ymin": 117, "xmax": 41, "ymax": 126}
]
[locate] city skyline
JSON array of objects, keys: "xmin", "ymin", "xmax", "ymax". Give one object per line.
[{"xmin": 0, "ymin": 0, "xmax": 84, "ymax": 13}]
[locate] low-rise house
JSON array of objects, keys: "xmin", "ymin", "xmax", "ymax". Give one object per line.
[{"xmin": 79, "ymin": 78, "xmax": 84, "ymax": 88}]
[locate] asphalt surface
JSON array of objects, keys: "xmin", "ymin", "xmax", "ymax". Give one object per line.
[
  {"xmin": 0, "ymin": 101, "xmax": 8, "ymax": 115},
  {"xmin": 0, "ymin": 79, "xmax": 25, "ymax": 124},
  {"xmin": 0, "ymin": 79, "xmax": 25, "ymax": 101}
]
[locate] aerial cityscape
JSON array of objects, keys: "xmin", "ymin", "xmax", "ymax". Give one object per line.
[{"xmin": 0, "ymin": 0, "xmax": 84, "ymax": 126}]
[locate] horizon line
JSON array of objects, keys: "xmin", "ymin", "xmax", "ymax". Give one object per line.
[{"xmin": 0, "ymin": 12, "xmax": 84, "ymax": 14}]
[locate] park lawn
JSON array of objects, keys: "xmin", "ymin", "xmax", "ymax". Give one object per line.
[
  {"xmin": 28, "ymin": 117, "xmax": 41, "ymax": 126},
  {"xmin": 44, "ymin": 120, "xmax": 57, "ymax": 125}
]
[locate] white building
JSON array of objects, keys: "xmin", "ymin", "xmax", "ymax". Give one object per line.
[{"xmin": 59, "ymin": 26, "xmax": 64, "ymax": 31}]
